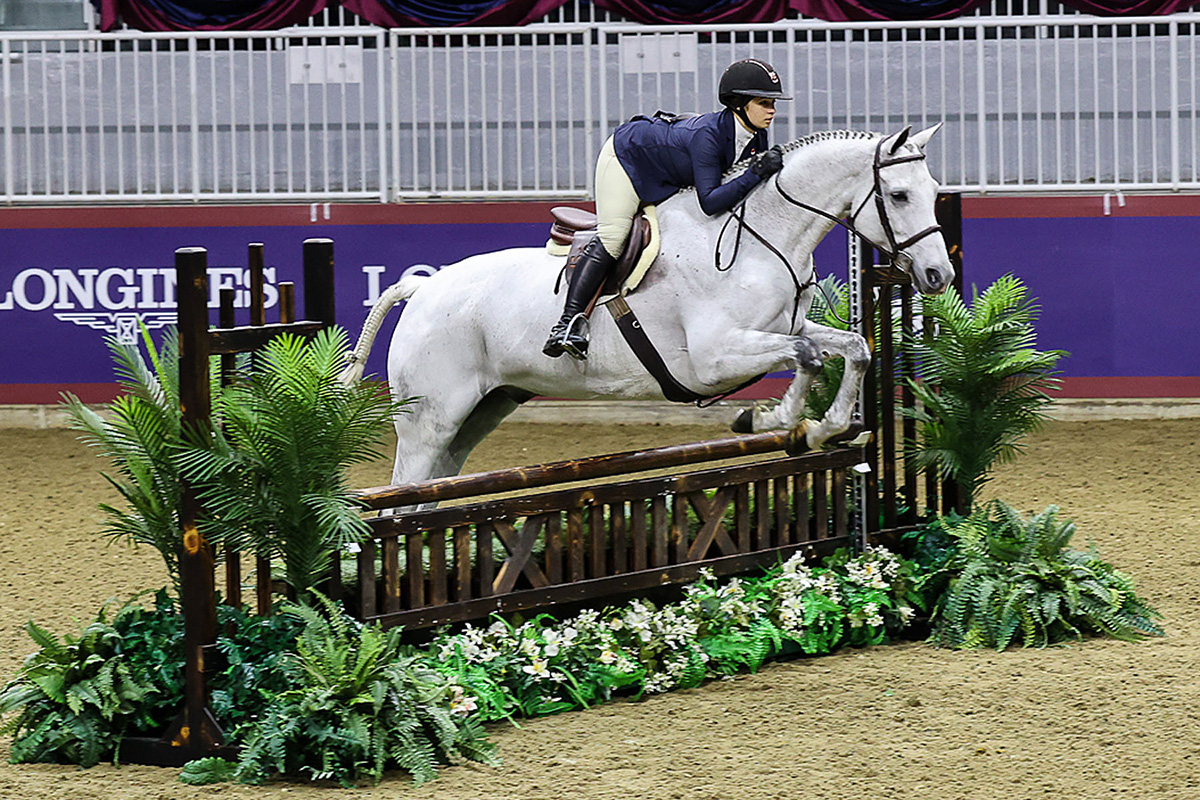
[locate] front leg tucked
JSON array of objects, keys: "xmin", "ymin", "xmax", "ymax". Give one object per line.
[
  {"xmin": 797, "ymin": 322, "xmax": 871, "ymax": 449},
  {"xmin": 730, "ymin": 324, "xmax": 871, "ymax": 453},
  {"xmin": 731, "ymin": 336, "xmax": 824, "ymax": 435}
]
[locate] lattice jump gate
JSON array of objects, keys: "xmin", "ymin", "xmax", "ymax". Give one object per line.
[{"xmin": 353, "ymin": 434, "xmax": 862, "ymax": 631}]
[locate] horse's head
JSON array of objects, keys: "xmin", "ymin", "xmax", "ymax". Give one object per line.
[{"xmin": 854, "ymin": 124, "xmax": 955, "ymax": 295}]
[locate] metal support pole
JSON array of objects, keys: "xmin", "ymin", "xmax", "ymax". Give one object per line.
[{"xmin": 847, "ymin": 230, "xmax": 870, "ymax": 550}]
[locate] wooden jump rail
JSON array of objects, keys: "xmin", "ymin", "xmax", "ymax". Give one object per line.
[
  {"xmin": 352, "ymin": 433, "xmax": 866, "ymax": 631},
  {"xmin": 357, "ymin": 430, "xmax": 801, "ymax": 508}
]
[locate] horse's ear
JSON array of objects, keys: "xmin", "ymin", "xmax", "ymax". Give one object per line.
[
  {"xmin": 885, "ymin": 126, "xmax": 912, "ymax": 155},
  {"xmin": 907, "ymin": 123, "xmax": 943, "ymax": 151}
]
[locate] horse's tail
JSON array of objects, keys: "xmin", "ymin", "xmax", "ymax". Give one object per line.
[{"xmin": 338, "ymin": 274, "xmax": 428, "ymax": 386}]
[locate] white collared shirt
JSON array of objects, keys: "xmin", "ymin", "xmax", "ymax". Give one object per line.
[{"xmin": 734, "ymin": 121, "xmax": 756, "ymax": 161}]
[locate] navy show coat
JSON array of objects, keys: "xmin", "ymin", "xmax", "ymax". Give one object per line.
[{"xmin": 612, "ymin": 108, "xmax": 768, "ymax": 216}]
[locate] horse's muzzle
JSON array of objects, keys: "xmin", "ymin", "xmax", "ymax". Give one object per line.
[{"xmin": 909, "ymin": 259, "xmax": 952, "ymax": 295}]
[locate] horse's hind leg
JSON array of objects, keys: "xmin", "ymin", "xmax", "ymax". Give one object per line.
[
  {"xmin": 446, "ymin": 386, "xmax": 534, "ymax": 473},
  {"xmin": 389, "ymin": 385, "xmax": 531, "ymax": 494},
  {"xmin": 389, "ymin": 388, "xmax": 487, "ymax": 488}
]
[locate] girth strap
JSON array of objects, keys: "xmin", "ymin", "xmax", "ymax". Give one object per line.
[{"xmin": 607, "ymin": 295, "xmax": 765, "ymax": 406}]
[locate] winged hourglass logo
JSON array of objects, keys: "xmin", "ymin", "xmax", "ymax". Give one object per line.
[{"xmin": 52, "ymin": 312, "xmax": 178, "ymax": 345}]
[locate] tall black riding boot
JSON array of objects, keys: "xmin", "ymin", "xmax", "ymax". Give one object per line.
[{"xmin": 543, "ymin": 237, "xmax": 617, "ymax": 360}]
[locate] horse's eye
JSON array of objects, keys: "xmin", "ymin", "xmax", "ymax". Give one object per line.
[{"xmin": 890, "ymin": 190, "xmax": 909, "ymax": 203}]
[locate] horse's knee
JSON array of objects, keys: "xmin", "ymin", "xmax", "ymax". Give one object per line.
[
  {"xmin": 795, "ymin": 336, "xmax": 824, "ymax": 374},
  {"xmin": 846, "ymin": 338, "xmax": 871, "ymax": 373}
]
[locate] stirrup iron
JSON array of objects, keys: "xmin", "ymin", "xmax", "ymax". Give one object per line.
[{"xmin": 558, "ymin": 313, "xmax": 590, "ymax": 361}]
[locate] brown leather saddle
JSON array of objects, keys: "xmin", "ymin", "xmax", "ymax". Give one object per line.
[
  {"xmin": 547, "ymin": 206, "xmax": 767, "ymax": 405},
  {"xmin": 549, "ymin": 206, "xmax": 652, "ymax": 310}
]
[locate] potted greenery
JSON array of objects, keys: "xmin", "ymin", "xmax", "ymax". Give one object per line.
[
  {"xmin": 930, "ymin": 500, "xmax": 1162, "ymax": 649},
  {"xmin": 61, "ymin": 329, "xmax": 192, "ymax": 588},
  {"xmin": 176, "ymin": 327, "xmax": 408, "ymax": 600},
  {"xmin": 903, "ymin": 274, "xmax": 1066, "ymax": 512}
]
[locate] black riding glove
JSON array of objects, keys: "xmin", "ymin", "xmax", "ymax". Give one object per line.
[{"xmin": 750, "ymin": 145, "xmax": 784, "ymax": 177}]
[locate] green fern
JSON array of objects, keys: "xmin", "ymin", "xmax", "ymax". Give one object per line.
[
  {"xmin": 677, "ymin": 648, "xmax": 708, "ymax": 690},
  {"xmin": 180, "ymin": 757, "xmax": 238, "ymax": 785},
  {"xmin": 61, "ymin": 327, "xmax": 191, "ymax": 587},
  {"xmin": 0, "ymin": 613, "xmax": 159, "ymax": 767},
  {"xmin": 176, "ymin": 327, "xmax": 409, "ymax": 598},
  {"xmin": 747, "ymin": 619, "xmax": 782, "ymax": 672},
  {"xmin": 931, "ymin": 500, "xmax": 1163, "ymax": 650},
  {"xmin": 233, "ymin": 592, "xmax": 497, "ymax": 787}
]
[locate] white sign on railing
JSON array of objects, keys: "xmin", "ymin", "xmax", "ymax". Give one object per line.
[{"xmin": 287, "ymin": 43, "xmax": 364, "ymax": 84}]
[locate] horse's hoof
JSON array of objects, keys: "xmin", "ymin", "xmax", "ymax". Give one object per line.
[
  {"xmin": 826, "ymin": 422, "xmax": 869, "ymax": 448},
  {"xmin": 731, "ymin": 407, "xmax": 754, "ymax": 434},
  {"xmin": 784, "ymin": 421, "xmax": 810, "ymax": 456}
]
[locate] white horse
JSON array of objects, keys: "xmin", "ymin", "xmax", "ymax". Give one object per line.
[{"xmin": 342, "ymin": 126, "xmax": 953, "ymax": 489}]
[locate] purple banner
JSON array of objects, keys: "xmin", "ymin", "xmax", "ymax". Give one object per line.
[
  {"xmin": 2, "ymin": 200, "xmax": 1199, "ymax": 403},
  {"xmin": 0, "ymin": 217, "xmax": 545, "ymax": 400},
  {"xmin": 963, "ymin": 215, "xmax": 1200, "ymax": 381}
]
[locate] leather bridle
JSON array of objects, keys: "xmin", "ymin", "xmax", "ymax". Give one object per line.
[
  {"xmin": 773, "ymin": 134, "xmax": 943, "ymax": 274},
  {"xmin": 714, "ymin": 133, "xmax": 943, "ymax": 331}
]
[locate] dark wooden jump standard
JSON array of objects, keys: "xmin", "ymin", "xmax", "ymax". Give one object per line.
[{"xmin": 121, "ymin": 239, "xmax": 336, "ymax": 766}]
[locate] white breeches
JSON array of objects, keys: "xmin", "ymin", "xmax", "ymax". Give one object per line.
[{"xmin": 594, "ymin": 135, "xmax": 642, "ymax": 259}]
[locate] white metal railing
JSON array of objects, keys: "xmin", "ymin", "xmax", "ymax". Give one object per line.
[
  {"xmin": 0, "ymin": 28, "xmax": 389, "ymax": 202},
  {"xmin": 70, "ymin": 0, "xmax": 1087, "ymax": 33},
  {"xmin": 2, "ymin": 14, "xmax": 1199, "ymax": 204}
]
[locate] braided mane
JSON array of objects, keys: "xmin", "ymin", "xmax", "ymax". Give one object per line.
[{"xmin": 676, "ymin": 129, "xmax": 879, "ymax": 197}]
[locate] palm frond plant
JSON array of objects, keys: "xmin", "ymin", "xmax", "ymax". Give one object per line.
[
  {"xmin": 903, "ymin": 274, "xmax": 1067, "ymax": 512},
  {"xmin": 176, "ymin": 327, "xmax": 408, "ymax": 599},
  {"xmin": 60, "ymin": 327, "xmax": 193, "ymax": 587},
  {"xmin": 930, "ymin": 500, "xmax": 1163, "ymax": 650}
]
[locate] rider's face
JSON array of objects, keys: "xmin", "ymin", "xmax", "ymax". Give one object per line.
[{"xmin": 744, "ymin": 98, "xmax": 776, "ymax": 130}]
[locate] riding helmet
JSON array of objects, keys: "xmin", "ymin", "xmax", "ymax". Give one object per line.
[{"xmin": 718, "ymin": 59, "xmax": 792, "ymax": 109}]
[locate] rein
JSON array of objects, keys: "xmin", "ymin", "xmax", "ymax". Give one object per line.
[
  {"xmin": 715, "ymin": 135, "xmax": 943, "ymax": 328},
  {"xmin": 715, "ymin": 204, "xmax": 811, "ymax": 331}
]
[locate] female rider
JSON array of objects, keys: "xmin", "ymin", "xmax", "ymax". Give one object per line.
[{"xmin": 543, "ymin": 57, "xmax": 791, "ymax": 360}]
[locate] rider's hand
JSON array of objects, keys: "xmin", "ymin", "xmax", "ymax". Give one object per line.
[{"xmin": 750, "ymin": 145, "xmax": 784, "ymax": 177}]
